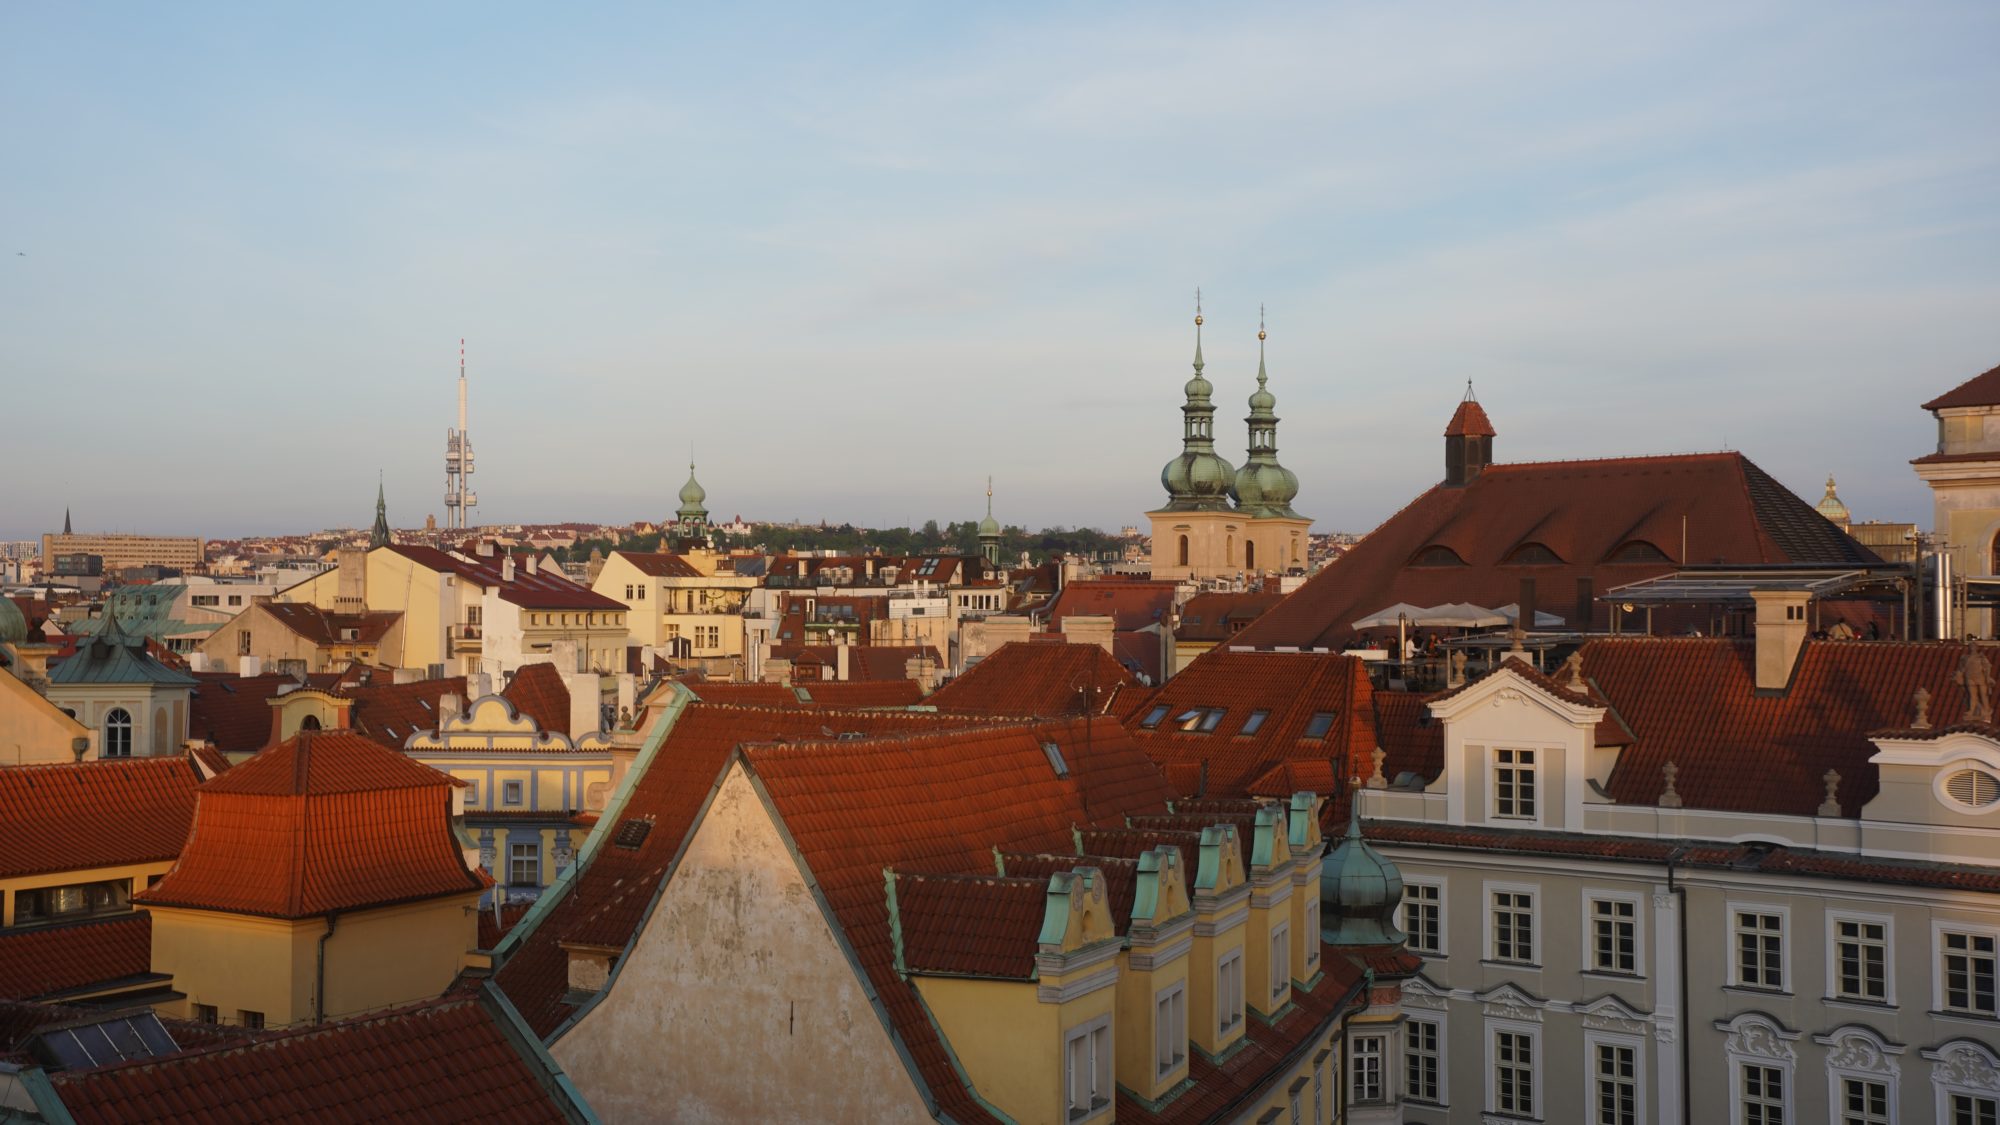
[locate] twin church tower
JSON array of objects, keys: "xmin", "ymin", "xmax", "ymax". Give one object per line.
[{"xmin": 1149, "ymin": 301, "xmax": 1310, "ymax": 581}]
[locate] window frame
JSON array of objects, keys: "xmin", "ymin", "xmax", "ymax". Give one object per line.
[
  {"xmin": 1738, "ymin": 1060, "xmax": 1789, "ymax": 1125},
  {"xmin": 1935, "ymin": 920, "xmax": 2000, "ymax": 1019},
  {"xmin": 1302, "ymin": 711, "xmax": 1335, "ymax": 740},
  {"xmin": 1486, "ymin": 881, "xmax": 1540, "ymax": 968},
  {"xmin": 1349, "ymin": 1032, "xmax": 1386, "ymax": 1105},
  {"xmin": 1828, "ymin": 1062, "xmax": 1896, "ymax": 1125},
  {"xmin": 102, "ymin": 707, "xmax": 133, "ymax": 758},
  {"xmin": 1583, "ymin": 889, "xmax": 1644, "ymax": 978},
  {"xmin": 1404, "ymin": 1015, "xmax": 1444, "ymax": 1106},
  {"xmin": 1217, "ymin": 946, "xmax": 1246, "ymax": 1035},
  {"xmin": 1728, "ymin": 902, "xmax": 1790, "ymax": 993},
  {"xmin": 1826, "ymin": 910, "xmax": 1895, "ymax": 1007},
  {"xmin": 1585, "ymin": 1031, "xmax": 1644, "ymax": 1125},
  {"xmin": 502, "ymin": 779, "xmax": 525, "ymax": 807},
  {"xmin": 1153, "ymin": 980, "xmax": 1187, "ymax": 1080},
  {"xmin": 1404, "ymin": 878, "xmax": 1446, "ymax": 956},
  {"xmin": 1492, "ymin": 746, "xmax": 1539, "ymax": 821},
  {"xmin": 508, "ymin": 841, "xmax": 541, "ymax": 887},
  {"xmin": 1063, "ymin": 1014, "xmax": 1113, "ymax": 1122},
  {"xmin": 1486, "ymin": 1020, "xmax": 1540, "ymax": 1120},
  {"xmin": 1270, "ymin": 921, "xmax": 1291, "ymax": 1002}
]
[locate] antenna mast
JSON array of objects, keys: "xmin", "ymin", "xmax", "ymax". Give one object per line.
[{"xmin": 444, "ymin": 339, "xmax": 478, "ymax": 530}]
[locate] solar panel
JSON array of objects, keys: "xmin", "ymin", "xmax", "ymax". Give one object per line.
[{"xmin": 31, "ymin": 1012, "xmax": 180, "ymax": 1070}]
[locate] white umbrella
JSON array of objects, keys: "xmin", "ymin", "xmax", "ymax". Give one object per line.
[
  {"xmin": 1494, "ymin": 603, "xmax": 1565, "ymax": 628},
  {"xmin": 1416, "ymin": 603, "xmax": 1510, "ymax": 629},
  {"xmin": 1350, "ymin": 602, "xmax": 1434, "ymax": 630}
]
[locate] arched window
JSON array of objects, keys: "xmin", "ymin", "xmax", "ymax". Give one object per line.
[
  {"xmin": 1505, "ymin": 542, "xmax": 1563, "ymax": 565},
  {"xmin": 1409, "ymin": 545, "xmax": 1467, "ymax": 568},
  {"xmin": 1178, "ymin": 535, "xmax": 1189, "ymax": 567},
  {"xmin": 103, "ymin": 708, "xmax": 132, "ymax": 758},
  {"xmin": 1608, "ymin": 541, "xmax": 1672, "ymax": 564},
  {"xmin": 299, "ymin": 715, "xmax": 322, "ymax": 732},
  {"xmin": 1245, "ymin": 540, "xmax": 1257, "ymax": 572}
]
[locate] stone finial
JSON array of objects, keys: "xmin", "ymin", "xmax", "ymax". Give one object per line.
[
  {"xmin": 1367, "ymin": 747, "xmax": 1388, "ymax": 789},
  {"xmin": 1507, "ymin": 623, "xmax": 1527, "ymax": 657},
  {"xmin": 1658, "ymin": 761, "xmax": 1683, "ymax": 809},
  {"xmin": 1818, "ymin": 769, "xmax": 1843, "ymax": 817},
  {"xmin": 1447, "ymin": 648, "xmax": 1468, "ymax": 688},
  {"xmin": 1563, "ymin": 651, "xmax": 1587, "ymax": 692},
  {"xmin": 1912, "ymin": 686, "xmax": 1932, "ymax": 730}
]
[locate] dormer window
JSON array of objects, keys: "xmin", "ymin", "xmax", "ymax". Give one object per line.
[
  {"xmin": 1410, "ymin": 545, "xmax": 1466, "ymax": 567},
  {"xmin": 1302, "ymin": 712, "xmax": 1336, "ymax": 740},
  {"xmin": 1505, "ymin": 542, "xmax": 1563, "ymax": 566},
  {"xmin": 1944, "ymin": 766, "xmax": 2000, "ymax": 810},
  {"xmin": 1177, "ymin": 708, "xmax": 1225, "ymax": 733},
  {"xmin": 1608, "ymin": 540, "xmax": 1672, "ymax": 564}
]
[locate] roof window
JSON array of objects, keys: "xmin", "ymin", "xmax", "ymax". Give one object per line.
[
  {"xmin": 1608, "ymin": 540, "xmax": 1672, "ymax": 564},
  {"xmin": 1505, "ymin": 542, "xmax": 1563, "ymax": 566},
  {"xmin": 1409, "ymin": 545, "xmax": 1466, "ymax": 567},
  {"xmin": 612, "ymin": 818, "xmax": 653, "ymax": 850},
  {"xmin": 1042, "ymin": 741, "xmax": 1070, "ymax": 779},
  {"xmin": 1240, "ymin": 710, "xmax": 1270, "ymax": 736},
  {"xmin": 1177, "ymin": 707, "xmax": 1226, "ymax": 733},
  {"xmin": 1140, "ymin": 705, "xmax": 1169, "ymax": 730},
  {"xmin": 1302, "ymin": 711, "xmax": 1336, "ymax": 739}
]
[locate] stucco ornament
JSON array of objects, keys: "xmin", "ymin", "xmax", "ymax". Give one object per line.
[
  {"xmin": 1931, "ymin": 1043, "xmax": 2000, "ymax": 1091},
  {"xmin": 1723, "ymin": 1019, "xmax": 1795, "ymax": 1062}
]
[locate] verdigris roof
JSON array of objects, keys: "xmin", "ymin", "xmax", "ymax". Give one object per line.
[{"xmin": 49, "ymin": 617, "xmax": 196, "ymax": 687}]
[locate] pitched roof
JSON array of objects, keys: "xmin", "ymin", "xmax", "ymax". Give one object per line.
[
  {"xmin": 1922, "ymin": 361, "xmax": 2000, "ymax": 411},
  {"xmin": 0, "ymin": 757, "xmax": 201, "ymax": 880},
  {"xmin": 48, "ymin": 626, "xmax": 196, "ymax": 687},
  {"xmin": 1119, "ymin": 650, "xmax": 1379, "ymax": 801},
  {"xmin": 615, "ymin": 552, "xmax": 705, "ymax": 578},
  {"xmin": 783, "ymin": 644, "xmax": 938, "ymax": 683},
  {"xmin": 1231, "ymin": 452, "xmax": 1881, "ymax": 650},
  {"xmin": 0, "ymin": 914, "xmax": 154, "ymax": 1002},
  {"xmin": 493, "ymin": 703, "xmax": 992, "ymax": 1037},
  {"xmin": 46, "ymin": 993, "xmax": 587, "ymax": 1124},
  {"xmin": 380, "ymin": 545, "xmax": 624, "ymax": 611},
  {"xmin": 679, "ymin": 679, "xmax": 925, "ymax": 709},
  {"xmin": 1173, "ymin": 591, "xmax": 1286, "ymax": 643},
  {"xmin": 1582, "ymin": 637, "xmax": 1971, "ymax": 816},
  {"xmin": 136, "ymin": 730, "xmax": 482, "ymax": 918},
  {"xmin": 1444, "ymin": 397, "xmax": 1496, "ymax": 437},
  {"xmin": 342, "ymin": 676, "xmax": 469, "ymax": 748},
  {"xmin": 1043, "ymin": 580, "xmax": 1178, "ymax": 632},
  {"xmin": 188, "ymin": 672, "xmax": 297, "ymax": 754},
  {"xmin": 926, "ymin": 641, "xmax": 1137, "ymax": 717},
  {"xmin": 500, "ymin": 664, "xmax": 570, "ymax": 733},
  {"xmin": 258, "ymin": 604, "xmax": 401, "ymax": 646},
  {"xmin": 890, "ymin": 873, "xmax": 1047, "ymax": 979}
]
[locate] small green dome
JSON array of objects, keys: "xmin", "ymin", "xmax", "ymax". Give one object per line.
[
  {"xmin": 1320, "ymin": 816, "xmax": 1406, "ymax": 946},
  {"xmin": 0, "ymin": 596, "xmax": 26, "ymax": 645},
  {"xmin": 678, "ymin": 466, "xmax": 706, "ymax": 508},
  {"xmin": 1161, "ymin": 450, "xmax": 1237, "ymax": 501},
  {"xmin": 978, "ymin": 514, "xmax": 1000, "ymax": 536}
]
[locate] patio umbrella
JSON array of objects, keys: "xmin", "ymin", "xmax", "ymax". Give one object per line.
[
  {"xmin": 1494, "ymin": 603, "xmax": 1565, "ymax": 628},
  {"xmin": 1415, "ymin": 603, "xmax": 1510, "ymax": 629},
  {"xmin": 1349, "ymin": 602, "xmax": 1433, "ymax": 630}
]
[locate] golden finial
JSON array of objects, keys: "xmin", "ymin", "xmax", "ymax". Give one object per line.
[
  {"xmin": 1258, "ymin": 303, "xmax": 1266, "ymax": 342},
  {"xmin": 1194, "ymin": 287, "xmax": 1203, "ymax": 327}
]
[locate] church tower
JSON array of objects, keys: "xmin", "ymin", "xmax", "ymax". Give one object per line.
[
  {"xmin": 1443, "ymin": 382, "xmax": 1496, "ymax": 486},
  {"xmin": 369, "ymin": 478, "xmax": 394, "ymax": 549},
  {"xmin": 1229, "ymin": 312, "xmax": 1309, "ymax": 574},
  {"xmin": 978, "ymin": 478, "xmax": 1003, "ymax": 567},
  {"xmin": 674, "ymin": 462, "xmax": 710, "ymax": 548}
]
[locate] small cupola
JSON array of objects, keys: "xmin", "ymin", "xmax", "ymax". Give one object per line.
[
  {"xmin": 1444, "ymin": 381, "xmax": 1496, "ymax": 486},
  {"xmin": 1319, "ymin": 816, "xmax": 1406, "ymax": 945}
]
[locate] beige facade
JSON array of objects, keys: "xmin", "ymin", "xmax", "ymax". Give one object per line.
[
  {"xmin": 1149, "ymin": 509, "xmax": 1310, "ymax": 584},
  {"xmin": 0, "ymin": 665, "xmax": 93, "ymax": 765},
  {"xmin": 592, "ymin": 550, "xmax": 754, "ymax": 675},
  {"xmin": 194, "ymin": 602, "xmax": 406, "ymax": 675},
  {"xmin": 41, "ymin": 531, "xmax": 204, "ymax": 573}
]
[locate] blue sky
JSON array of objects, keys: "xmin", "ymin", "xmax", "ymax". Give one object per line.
[{"xmin": 4, "ymin": 4, "xmax": 1997, "ymax": 539}]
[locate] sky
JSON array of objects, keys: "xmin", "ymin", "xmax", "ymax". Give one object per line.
[{"xmin": 3, "ymin": 3, "xmax": 1997, "ymax": 540}]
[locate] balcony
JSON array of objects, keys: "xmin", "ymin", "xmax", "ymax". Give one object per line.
[{"xmin": 448, "ymin": 623, "xmax": 483, "ymax": 654}]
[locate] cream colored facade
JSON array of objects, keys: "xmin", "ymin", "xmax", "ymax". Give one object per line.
[
  {"xmin": 1149, "ymin": 510, "xmax": 1310, "ymax": 584},
  {"xmin": 40, "ymin": 531, "xmax": 204, "ymax": 573},
  {"xmin": 43, "ymin": 680, "xmax": 190, "ymax": 760},
  {"xmin": 0, "ymin": 665, "xmax": 93, "ymax": 765},
  {"xmin": 1364, "ymin": 661, "xmax": 2000, "ymax": 1125},
  {"xmin": 592, "ymin": 550, "xmax": 755, "ymax": 675},
  {"xmin": 194, "ymin": 601, "xmax": 406, "ymax": 675}
]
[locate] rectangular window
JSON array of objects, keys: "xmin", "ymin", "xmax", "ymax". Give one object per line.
[
  {"xmin": 1303, "ymin": 711, "xmax": 1335, "ymax": 739},
  {"xmin": 1064, "ymin": 1018, "xmax": 1112, "ymax": 1121},
  {"xmin": 636, "ymin": 585, "xmax": 646, "ymax": 599},
  {"xmin": 191, "ymin": 594, "xmax": 219, "ymax": 606},
  {"xmin": 1218, "ymin": 948, "xmax": 1245, "ymax": 1034},
  {"xmin": 1405, "ymin": 1018, "xmax": 1441, "ymax": 1103},
  {"xmin": 227, "ymin": 595, "xmax": 242, "ymax": 606},
  {"xmin": 503, "ymin": 780, "xmax": 524, "ymax": 806},
  {"xmin": 192, "ymin": 1004, "xmax": 218, "ymax": 1025},
  {"xmin": 1405, "ymin": 881, "xmax": 1443, "ymax": 954},
  {"xmin": 1494, "ymin": 1029, "xmax": 1535, "ymax": 1117},
  {"xmin": 1592, "ymin": 898, "xmax": 1638, "ymax": 974},
  {"xmin": 1833, "ymin": 918, "xmax": 1888, "ymax": 1002},
  {"xmin": 1154, "ymin": 982, "xmax": 1187, "ymax": 1078},
  {"xmin": 1140, "ymin": 705, "xmax": 1168, "ymax": 729},
  {"xmin": 508, "ymin": 842, "xmax": 540, "ymax": 886},
  {"xmin": 464, "ymin": 780, "xmax": 480, "ymax": 806},
  {"xmin": 238, "ymin": 630, "xmax": 252, "ymax": 656},
  {"xmin": 1304, "ymin": 899, "xmax": 1320, "ymax": 966},
  {"xmin": 1494, "ymin": 748, "xmax": 1536, "ymax": 818},
  {"xmin": 1943, "ymin": 929, "xmax": 1998, "ymax": 1015},
  {"xmin": 1735, "ymin": 910, "xmax": 1785, "ymax": 990},
  {"xmin": 1742, "ymin": 1063, "xmax": 1785, "ymax": 1125},
  {"xmin": 1350, "ymin": 1034, "xmax": 1384, "ymax": 1104},
  {"xmin": 1271, "ymin": 923, "xmax": 1291, "ymax": 1000},
  {"xmin": 1840, "ymin": 1077, "xmax": 1889, "ymax": 1125},
  {"xmin": 1492, "ymin": 890, "xmax": 1536, "ymax": 965},
  {"xmin": 1595, "ymin": 1042, "xmax": 1637, "ymax": 1125},
  {"xmin": 238, "ymin": 1010, "xmax": 264, "ymax": 1029},
  {"xmin": 1954, "ymin": 1094, "xmax": 1999, "ymax": 1125},
  {"xmin": 1241, "ymin": 709, "xmax": 1269, "ymax": 735},
  {"xmin": 12, "ymin": 879, "xmax": 133, "ymax": 926}
]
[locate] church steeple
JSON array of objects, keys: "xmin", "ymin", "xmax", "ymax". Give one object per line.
[
  {"xmin": 1156, "ymin": 292, "xmax": 1237, "ymax": 512},
  {"xmin": 1444, "ymin": 381, "xmax": 1497, "ymax": 486},
  {"xmin": 1232, "ymin": 309, "xmax": 1303, "ymax": 519},
  {"xmin": 62, "ymin": 507, "xmax": 72, "ymax": 536},
  {"xmin": 978, "ymin": 477, "xmax": 1003, "ymax": 566},
  {"xmin": 369, "ymin": 475, "xmax": 393, "ymax": 549},
  {"xmin": 675, "ymin": 459, "xmax": 710, "ymax": 547}
]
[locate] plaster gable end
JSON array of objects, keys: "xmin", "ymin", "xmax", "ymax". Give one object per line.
[
  {"xmin": 1870, "ymin": 732, "xmax": 2000, "ymax": 770},
  {"xmin": 1426, "ymin": 666, "xmax": 1605, "ymax": 730},
  {"xmin": 551, "ymin": 761, "xmax": 932, "ymax": 1125}
]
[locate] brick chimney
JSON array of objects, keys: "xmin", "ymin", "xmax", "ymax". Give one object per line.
[{"xmin": 1752, "ymin": 590, "xmax": 1811, "ymax": 691}]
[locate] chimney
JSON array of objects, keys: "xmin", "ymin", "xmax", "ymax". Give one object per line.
[
  {"xmin": 1752, "ymin": 590, "xmax": 1811, "ymax": 691},
  {"xmin": 393, "ymin": 667, "xmax": 421, "ymax": 684},
  {"xmin": 835, "ymin": 644, "xmax": 850, "ymax": 682},
  {"xmin": 1518, "ymin": 578, "xmax": 1537, "ymax": 633},
  {"xmin": 501, "ymin": 555, "xmax": 516, "ymax": 583},
  {"xmin": 477, "ymin": 540, "xmax": 496, "ymax": 557},
  {"xmin": 187, "ymin": 651, "xmax": 208, "ymax": 674},
  {"xmin": 439, "ymin": 692, "xmax": 463, "ymax": 724},
  {"xmin": 525, "ymin": 554, "xmax": 538, "ymax": 575},
  {"xmin": 470, "ymin": 671, "xmax": 492, "ymax": 699},
  {"xmin": 239, "ymin": 654, "xmax": 262, "ymax": 677}
]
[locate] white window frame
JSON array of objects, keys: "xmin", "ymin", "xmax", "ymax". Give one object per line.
[
  {"xmin": 1404, "ymin": 877, "xmax": 1446, "ymax": 956},
  {"xmin": 1934, "ymin": 920, "xmax": 2000, "ymax": 1019},
  {"xmin": 1217, "ymin": 947, "xmax": 1245, "ymax": 1035},
  {"xmin": 1583, "ymin": 889, "xmax": 1645, "ymax": 978},
  {"xmin": 1493, "ymin": 746, "xmax": 1540, "ymax": 821},
  {"xmin": 1738, "ymin": 1060, "xmax": 1790, "ymax": 1125},
  {"xmin": 1820, "ymin": 1027, "xmax": 1900, "ymax": 1125},
  {"xmin": 1153, "ymin": 980, "xmax": 1187, "ymax": 1080},
  {"xmin": 1826, "ymin": 910, "xmax": 1895, "ymax": 1007},
  {"xmin": 1063, "ymin": 1014, "xmax": 1113, "ymax": 1122},
  {"xmin": 1834, "ymin": 1073, "xmax": 1893, "ymax": 1125},
  {"xmin": 507, "ymin": 841, "xmax": 540, "ymax": 887},
  {"xmin": 1350, "ymin": 1031, "xmax": 1386, "ymax": 1105},
  {"xmin": 1928, "ymin": 1038, "xmax": 2000, "ymax": 1124},
  {"xmin": 1728, "ymin": 901, "xmax": 1790, "ymax": 993},
  {"xmin": 1405, "ymin": 1015, "xmax": 1445, "ymax": 1106},
  {"xmin": 1486, "ymin": 881, "xmax": 1541, "ymax": 968},
  {"xmin": 464, "ymin": 779, "xmax": 480, "ymax": 806},
  {"xmin": 1271, "ymin": 921, "xmax": 1291, "ymax": 1001},
  {"xmin": 1485, "ymin": 1019, "xmax": 1541, "ymax": 1120},
  {"xmin": 503, "ymin": 779, "xmax": 525, "ymax": 807},
  {"xmin": 1584, "ymin": 1030, "xmax": 1645, "ymax": 1125}
]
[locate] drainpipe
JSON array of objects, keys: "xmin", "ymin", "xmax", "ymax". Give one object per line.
[
  {"xmin": 315, "ymin": 911, "xmax": 341, "ymax": 1024},
  {"xmin": 1666, "ymin": 848, "xmax": 1691, "ymax": 1125}
]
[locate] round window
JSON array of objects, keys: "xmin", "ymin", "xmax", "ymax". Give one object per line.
[{"xmin": 1943, "ymin": 766, "xmax": 2000, "ymax": 810}]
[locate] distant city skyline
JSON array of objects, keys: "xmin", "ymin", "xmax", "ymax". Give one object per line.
[{"xmin": 4, "ymin": 3, "xmax": 1997, "ymax": 540}]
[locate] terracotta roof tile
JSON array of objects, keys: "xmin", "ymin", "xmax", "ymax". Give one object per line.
[
  {"xmin": 891, "ymin": 873, "xmax": 1046, "ymax": 979},
  {"xmin": 616, "ymin": 552, "xmax": 705, "ymax": 578},
  {"xmin": 188, "ymin": 673, "xmax": 299, "ymax": 754},
  {"xmin": 48, "ymin": 993, "xmax": 584, "ymax": 1124},
  {"xmin": 0, "ymin": 758, "xmax": 200, "ymax": 880},
  {"xmin": 500, "ymin": 664, "xmax": 570, "ymax": 733},
  {"xmin": 1174, "ymin": 591, "xmax": 1286, "ymax": 643},
  {"xmin": 1444, "ymin": 397, "xmax": 1497, "ymax": 438},
  {"xmin": 0, "ymin": 914, "xmax": 154, "ymax": 1001},
  {"xmin": 136, "ymin": 730, "xmax": 482, "ymax": 918},
  {"xmin": 382, "ymin": 544, "xmax": 624, "ymax": 611},
  {"xmin": 1922, "ymin": 361, "xmax": 2000, "ymax": 411},
  {"xmin": 999, "ymin": 853, "xmax": 1140, "ymax": 933},
  {"xmin": 927, "ymin": 642, "xmax": 1137, "ymax": 717},
  {"xmin": 681, "ymin": 679, "xmax": 925, "ymax": 709},
  {"xmin": 259, "ymin": 604, "xmax": 402, "ymax": 646},
  {"xmin": 1044, "ymin": 580, "xmax": 1178, "ymax": 632},
  {"xmin": 342, "ymin": 676, "xmax": 468, "ymax": 748}
]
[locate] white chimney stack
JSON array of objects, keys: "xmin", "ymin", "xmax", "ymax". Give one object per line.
[{"xmin": 239, "ymin": 655, "xmax": 261, "ymax": 677}]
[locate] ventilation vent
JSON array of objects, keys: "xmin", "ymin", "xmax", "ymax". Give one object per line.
[
  {"xmin": 1944, "ymin": 767, "xmax": 2000, "ymax": 809},
  {"xmin": 612, "ymin": 818, "xmax": 654, "ymax": 849}
]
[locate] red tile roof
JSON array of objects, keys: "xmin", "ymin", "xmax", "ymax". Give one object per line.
[
  {"xmin": 1174, "ymin": 591, "xmax": 1286, "ymax": 643},
  {"xmin": 1120, "ymin": 650, "xmax": 1378, "ymax": 800},
  {"xmin": 341, "ymin": 676, "xmax": 469, "ymax": 748},
  {"xmin": 1044, "ymin": 580, "xmax": 1178, "ymax": 632},
  {"xmin": 1583, "ymin": 637, "xmax": 1973, "ymax": 816},
  {"xmin": 998, "ymin": 852, "xmax": 1140, "ymax": 933},
  {"xmin": 189, "ymin": 672, "xmax": 297, "ymax": 753},
  {"xmin": 1444, "ymin": 397, "xmax": 1496, "ymax": 438},
  {"xmin": 501, "ymin": 664, "xmax": 571, "ymax": 733},
  {"xmin": 0, "ymin": 757, "xmax": 201, "ymax": 880},
  {"xmin": 784, "ymin": 644, "xmax": 938, "ymax": 683},
  {"xmin": 136, "ymin": 730, "xmax": 482, "ymax": 918},
  {"xmin": 1922, "ymin": 361, "xmax": 2000, "ymax": 411},
  {"xmin": 493, "ymin": 703, "xmax": 992, "ymax": 1037},
  {"xmin": 926, "ymin": 641, "xmax": 1137, "ymax": 717},
  {"xmin": 680, "ymin": 679, "xmax": 925, "ymax": 709},
  {"xmin": 47, "ymin": 993, "xmax": 585, "ymax": 1124},
  {"xmin": 259, "ymin": 604, "xmax": 401, "ymax": 646},
  {"xmin": 1230, "ymin": 452, "xmax": 1880, "ymax": 650},
  {"xmin": 382, "ymin": 545, "xmax": 624, "ymax": 611},
  {"xmin": 890, "ymin": 873, "xmax": 1047, "ymax": 979},
  {"xmin": 0, "ymin": 914, "xmax": 154, "ymax": 1001},
  {"xmin": 616, "ymin": 552, "xmax": 705, "ymax": 578}
]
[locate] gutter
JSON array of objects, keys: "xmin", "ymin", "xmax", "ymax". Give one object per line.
[
  {"xmin": 1666, "ymin": 846, "xmax": 1691, "ymax": 1125},
  {"xmin": 314, "ymin": 911, "xmax": 341, "ymax": 1024}
]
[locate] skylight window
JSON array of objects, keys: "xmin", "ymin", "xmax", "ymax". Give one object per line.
[
  {"xmin": 1042, "ymin": 741, "xmax": 1070, "ymax": 779},
  {"xmin": 1198, "ymin": 709, "xmax": 1225, "ymax": 733},
  {"xmin": 1241, "ymin": 710, "xmax": 1269, "ymax": 736},
  {"xmin": 1140, "ymin": 705, "xmax": 1169, "ymax": 730},
  {"xmin": 1303, "ymin": 712, "xmax": 1336, "ymax": 739},
  {"xmin": 1174, "ymin": 709, "xmax": 1203, "ymax": 730}
]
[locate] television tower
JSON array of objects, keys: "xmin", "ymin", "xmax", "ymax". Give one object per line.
[{"xmin": 443, "ymin": 339, "xmax": 477, "ymax": 530}]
